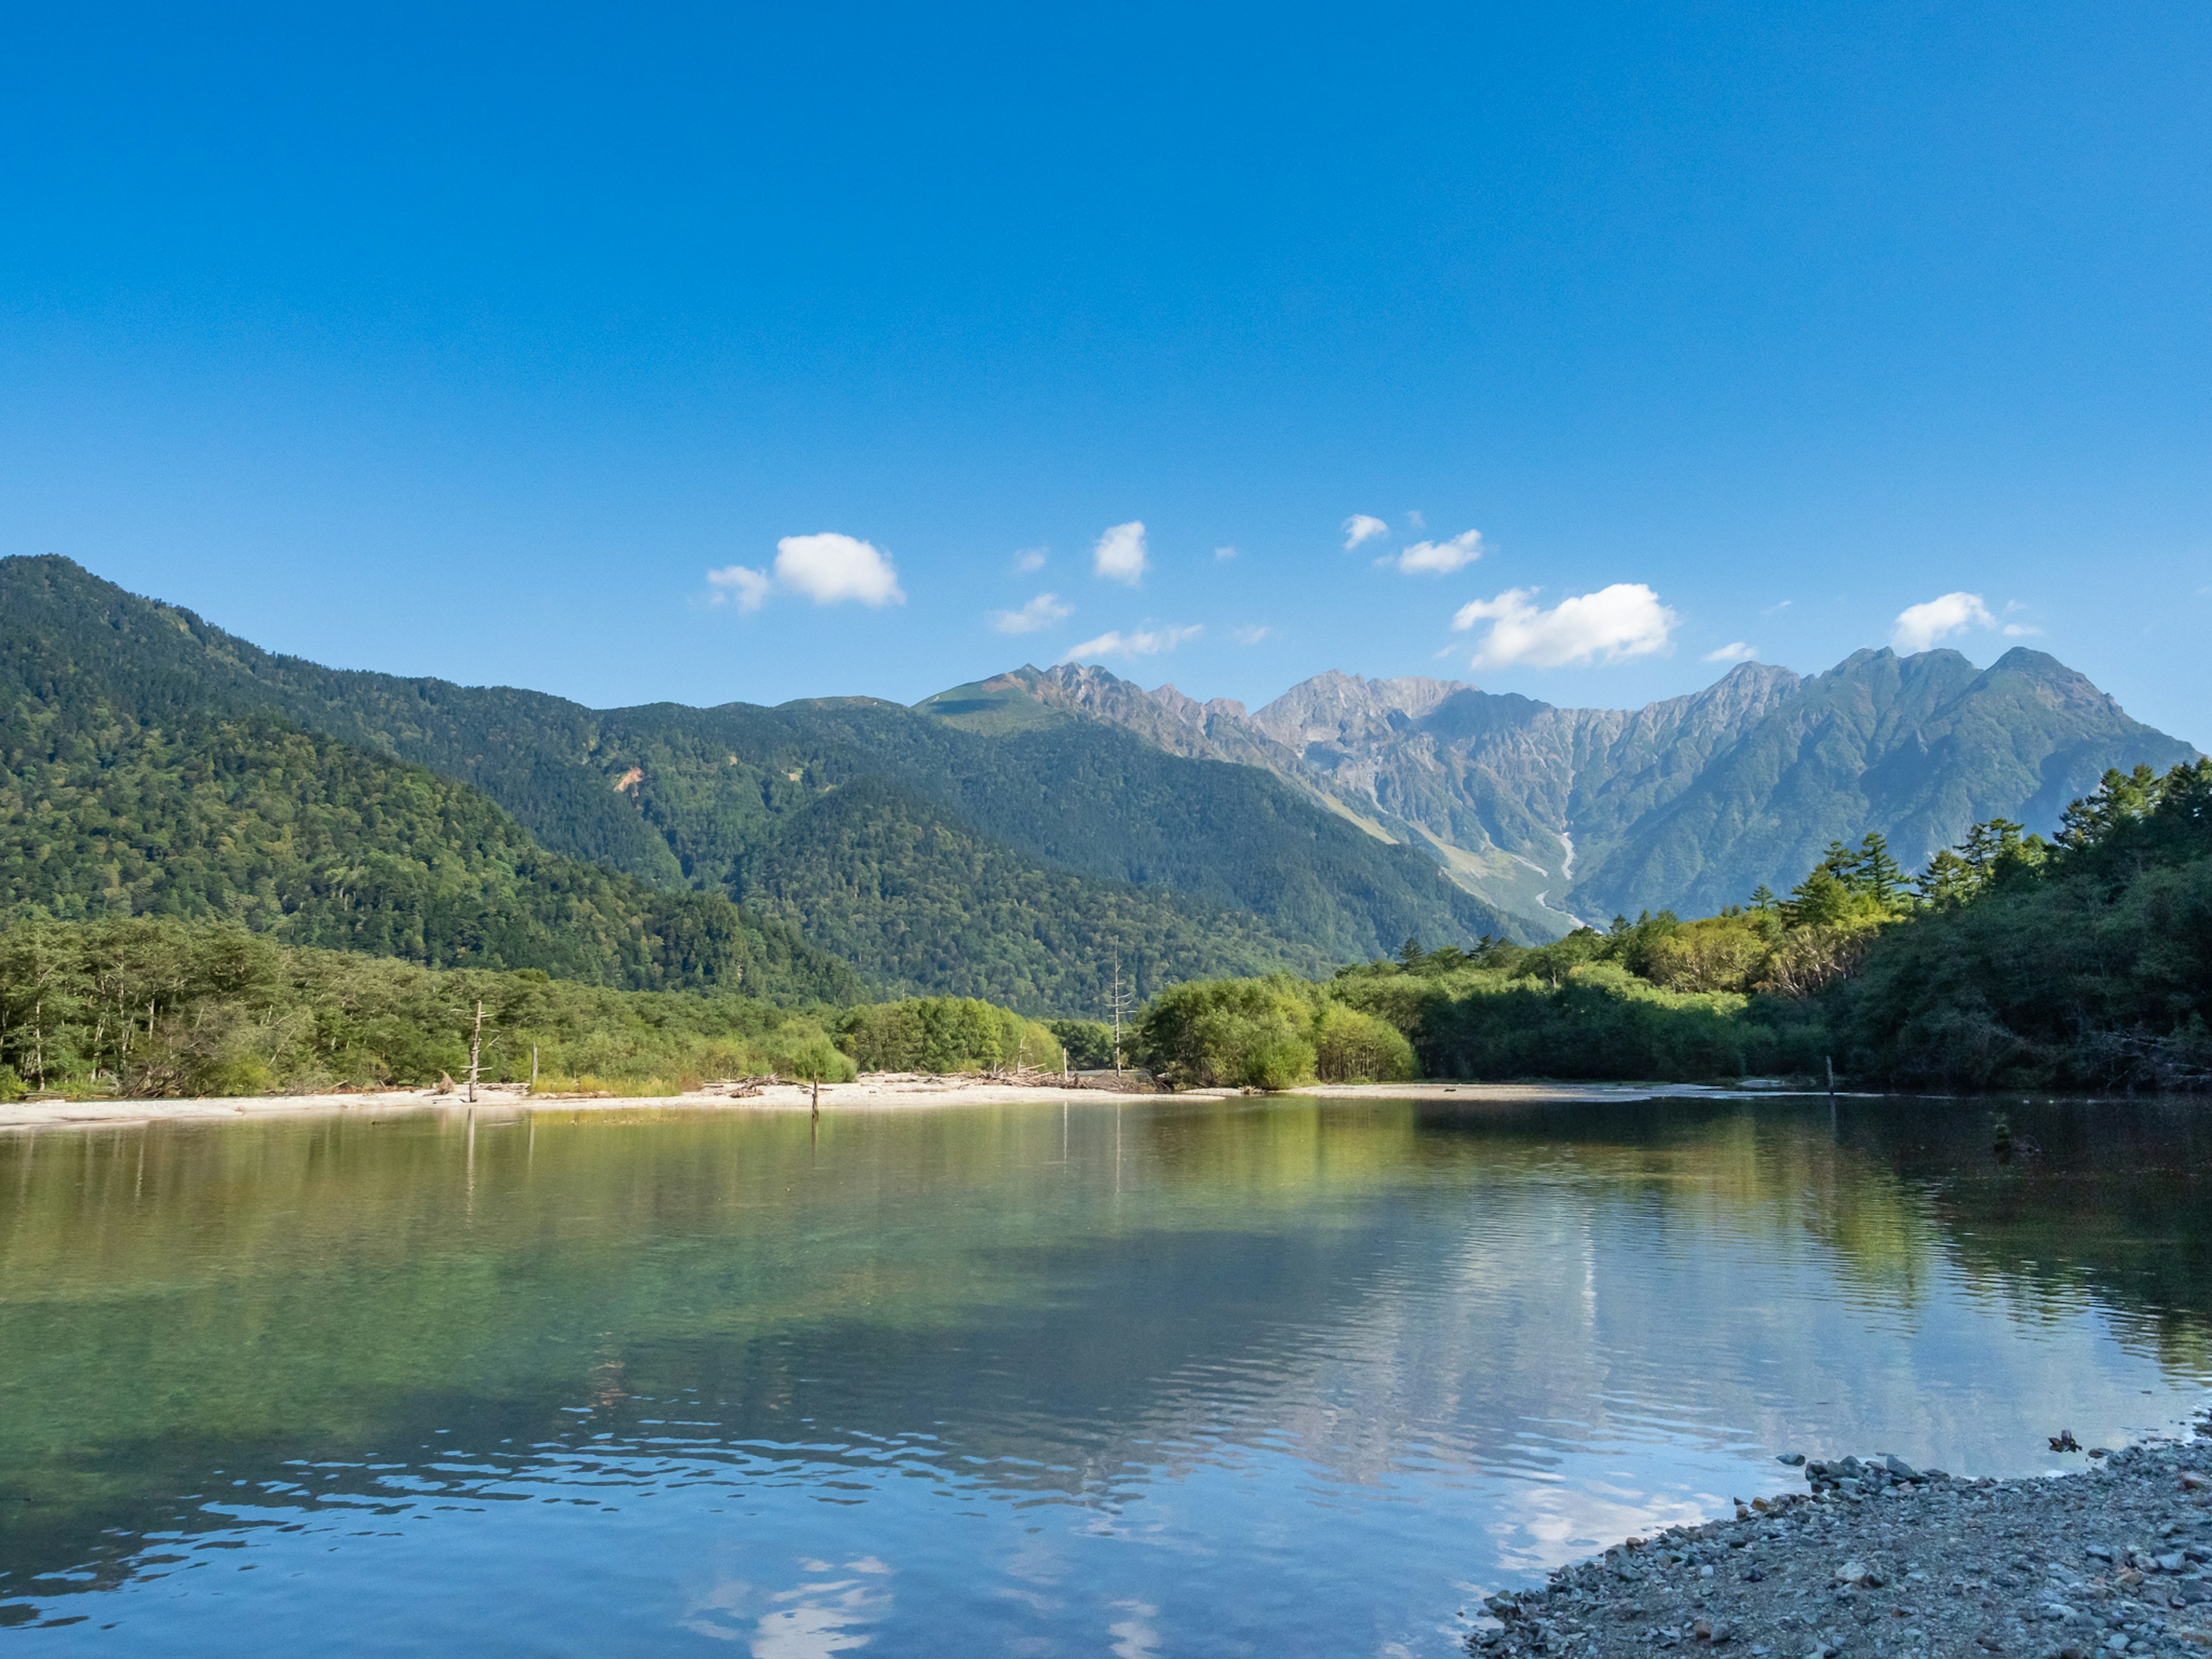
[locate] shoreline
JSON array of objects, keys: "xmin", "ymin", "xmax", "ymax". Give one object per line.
[
  {"xmin": 1474, "ymin": 1429, "xmax": 2212, "ymax": 1656},
  {"xmin": 0, "ymin": 1076, "xmax": 1785, "ymax": 1132}
]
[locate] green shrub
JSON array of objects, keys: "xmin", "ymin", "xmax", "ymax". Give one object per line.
[
  {"xmin": 1313, "ymin": 1005, "xmax": 1417, "ymax": 1083},
  {"xmin": 836, "ymin": 997, "xmax": 1058, "ymax": 1074},
  {"xmin": 1139, "ymin": 977, "xmax": 1321, "ymax": 1090}
]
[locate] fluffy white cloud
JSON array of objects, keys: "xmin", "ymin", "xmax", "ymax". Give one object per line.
[
  {"xmin": 774, "ymin": 532, "xmax": 905, "ymax": 607},
  {"xmin": 1061, "ymin": 623, "xmax": 1202, "ymax": 661},
  {"xmin": 1013, "ymin": 547, "xmax": 1047, "ymax": 572},
  {"xmin": 988, "ymin": 592, "xmax": 1073, "ymax": 634},
  {"xmin": 2001, "ymin": 622, "xmax": 2043, "ymax": 638},
  {"xmin": 1891, "ymin": 591, "xmax": 1993, "ymax": 653},
  {"xmin": 1704, "ymin": 641, "xmax": 1758, "ymax": 663},
  {"xmin": 711, "ymin": 533, "xmax": 906, "ymax": 613},
  {"xmin": 1342, "ymin": 514, "xmax": 1388, "ymax": 551},
  {"xmin": 1214, "ymin": 544, "xmax": 1237, "ymax": 560},
  {"xmin": 1393, "ymin": 528, "xmax": 1483, "ymax": 575},
  {"xmin": 1092, "ymin": 520, "xmax": 1149, "ymax": 585},
  {"xmin": 1451, "ymin": 584, "xmax": 1679, "ymax": 669},
  {"xmin": 1232, "ymin": 624, "xmax": 1272, "ymax": 645},
  {"xmin": 705, "ymin": 565, "xmax": 772, "ymax": 612}
]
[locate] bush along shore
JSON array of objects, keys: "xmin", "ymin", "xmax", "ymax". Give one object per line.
[{"xmin": 1472, "ymin": 1412, "xmax": 2212, "ymax": 1657}]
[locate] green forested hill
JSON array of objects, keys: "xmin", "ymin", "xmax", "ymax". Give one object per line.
[
  {"xmin": 0, "ymin": 554, "xmax": 687, "ymax": 885},
  {"xmin": 600, "ymin": 697, "xmax": 1524, "ymax": 963},
  {"xmin": 0, "ymin": 556, "xmax": 1523, "ymax": 1007},
  {"xmin": 736, "ymin": 778, "xmax": 1331, "ymax": 1007},
  {"xmin": 0, "ymin": 691, "xmax": 857, "ymax": 1003}
]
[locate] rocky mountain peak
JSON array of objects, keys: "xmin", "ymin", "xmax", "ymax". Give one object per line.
[{"xmin": 1250, "ymin": 671, "xmax": 1469, "ymax": 748}]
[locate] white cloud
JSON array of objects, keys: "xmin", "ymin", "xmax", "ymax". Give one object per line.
[
  {"xmin": 1762, "ymin": 599, "xmax": 1792, "ymax": 615},
  {"xmin": 1342, "ymin": 514, "xmax": 1388, "ymax": 551},
  {"xmin": 1406, "ymin": 509, "xmax": 1426, "ymax": 530},
  {"xmin": 1704, "ymin": 641, "xmax": 1758, "ymax": 663},
  {"xmin": 988, "ymin": 592, "xmax": 1073, "ymax": 634},
  {"xmin": 1393, "ymin": 528, "xmax": 1483, "ymax": 575},
  {"xmin": 1092, "ymin": 520, "xmax": 1149, "ymax": 585},
  {"xmin": 774, "ymin": 533, "xmax": 906, "ymax": 607},
  {"xmin": 2001, "ymin": 622, "xmax": 2043, "ymax": 637},
  {"xmin": 1061, "ymin": 623, "xmax": 1202, "ymax": 661},
  {"xmin": 706, "ymin": 565, "xmax": 772, "ymax": 612},
  {"xmin": 1231, "ymin": 624, "xmax": 1272, "ymax": 645},
  {"xmin": 1891, "ymin": 591, "xmax": 1993, "ymax": 653},
  {"xmin": 1013, "ymin": 547, "xmax": 1047, "ymax": 573},
  {"xmin": 1214, "ymin": 545, "xmax": 1237, "ymax": 560},
  {"xmin": 1450, "ymin": 583, "xmax": 1679, "ymax": 669}
]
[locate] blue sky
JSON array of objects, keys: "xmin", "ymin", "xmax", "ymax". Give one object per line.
[{"xmin": 3, "ymin": 2, "xmax": 2207, "ymax": 741}]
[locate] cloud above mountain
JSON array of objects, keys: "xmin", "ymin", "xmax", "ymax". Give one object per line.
[
  {"xmin": 1392, "ymin": 528, "xmax": 1484, "ymax": 575},
  {"xmin": 1892, "ymin": 591, "xmax": 1993, "ymax": 653},
  {"xmin": 1451, "ymin": 584, "xmax": 1678, "ymax": 668},
  {"xmin": 1062, "ymin": 623, "xmax": 1202, "ymax": 661},
  {"xmin": 1704, "ymin": 641, "xmax": 1758, "ymax": 663},
  {"xmin": 709, "ymin": 533, "xmax": 905, "ymax": 612},
  {"xmin": 988, "ymin": 592, "xmax": 1072, "ymax": 634},
  {"xmin": 705, "ymin": 564, "xmax": 772, "ymax": 612},
  {"xmin": 1093, "ymin": 521, "xmax": 1149, "ymax": 584},
  {"xmin": 1342, "ymin": 514, "xmax": 1388, "ymax": 551}
]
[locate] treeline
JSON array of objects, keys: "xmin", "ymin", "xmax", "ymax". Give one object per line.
[
  {"xmin": 1132, "ymin": 760, "xmax": 2211, "ymax": 1092},
  {"xmin": 0, "ymin": 918, "xmax": 854, "ymax": 1100},
  {"xmin": 0, "ymin": 920, "xmax": 1150, "ymax": 1100},
  {"xmin": 1836, "ymin": 760, "xmax": 2212, "ymax": 1089}
]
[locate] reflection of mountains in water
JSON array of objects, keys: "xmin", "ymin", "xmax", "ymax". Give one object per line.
[{"xmin": 2, "ymin": 1096, "xmax": 2206, "ymax": 1606}]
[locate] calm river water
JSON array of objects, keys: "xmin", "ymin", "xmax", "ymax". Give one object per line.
[{"xmin": 2, "ymin": 1093, "xmax": 2208, "ymax": 1655}]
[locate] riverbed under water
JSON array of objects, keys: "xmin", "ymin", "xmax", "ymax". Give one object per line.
[{"xmin": 2, "ymin": 1093, "xmax": 2207, "ymax": 1656}]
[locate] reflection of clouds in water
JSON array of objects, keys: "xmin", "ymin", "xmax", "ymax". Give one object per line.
[
  {"xmin": 1487, "ymin": 1473, "xmax": 1713, "ymax": 1577},
  {"xmin": 997, "ymin": 1535, "xmax": 1066, "ymax": 1615},
  {"xmin": 1107, "ymin": 1597, "xmax": 1160, "ymax": 1659},
  {"xmin": 680, "ymin": 1558, "xmax": 893, "ymax": 1656}
]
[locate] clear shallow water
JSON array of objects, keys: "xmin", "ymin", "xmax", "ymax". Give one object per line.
[{"xmin": 1, "ymin": 1093, "xmax": 2207, "ymax": 1656}]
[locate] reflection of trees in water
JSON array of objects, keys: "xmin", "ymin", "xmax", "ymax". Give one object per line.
[
  {"xmin": 2, "ymin": 1095, "xmax": 2206, "ymax": 1611},
  {"xmin": 1895, "ymin": 1099, "xmax": 2212, "ymax": 1375}
]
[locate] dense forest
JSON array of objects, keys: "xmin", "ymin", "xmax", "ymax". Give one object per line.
[{"xmin": 0, "ymin": 690, "xmax": 857, "ymax": 1003}]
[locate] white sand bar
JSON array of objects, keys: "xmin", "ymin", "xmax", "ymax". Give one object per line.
[{"xmin": 0, "ymin": 1075, "xmax": 1797, "ymax": 1132}]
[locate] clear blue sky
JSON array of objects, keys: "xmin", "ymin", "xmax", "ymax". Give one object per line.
[{"xmin": 4, "ymin": 2, "xmax": 2207, "ymax": 741}]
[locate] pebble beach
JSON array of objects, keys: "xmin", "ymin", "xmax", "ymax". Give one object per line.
[{"xmin": 1473, "ymin": 1419, "xmax": 2212, "ymax": 1657}]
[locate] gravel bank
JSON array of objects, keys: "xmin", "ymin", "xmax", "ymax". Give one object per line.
[{"xmin": 1472, "ymin": 1419, "xmax": 2212, "ymax": 1657}]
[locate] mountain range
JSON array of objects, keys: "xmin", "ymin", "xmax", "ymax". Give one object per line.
[
  {"xmin": 2, "ymin": 555, "xmax": 2194, "ymax": 1009},
  {"xmin": 921, "ymin": 651, "xmax": 2196, "ymax": 934}
]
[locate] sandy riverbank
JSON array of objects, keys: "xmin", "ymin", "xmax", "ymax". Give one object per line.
[{"xmin": 0, "ymin": 1076, "xmax": 1782, "ymax": 1132}]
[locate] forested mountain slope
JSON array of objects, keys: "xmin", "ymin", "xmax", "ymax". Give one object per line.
[
  {"xmin": 1, "ymin": 558, "xmax": 1520, "ymax": 1008},
  {"xmin": 0, "ymin": 697, "xmax": 857, "ymax": 1002},
  {"xmin": 953, "ymin": 650, "xmax": 2196, "ymax": 932}
]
